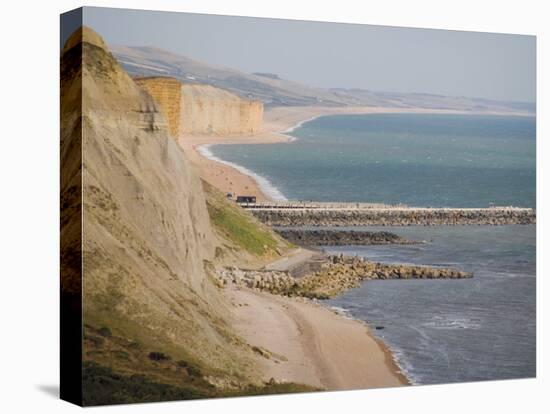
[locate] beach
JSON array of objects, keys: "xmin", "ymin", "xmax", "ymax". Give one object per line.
[
  {"xmin": 227, "ymin": 286, "xmax": 408, "ymax": 389},
  {"xmin": 177, "ymin": 105, "xmax": 532, "ymax": 202}
]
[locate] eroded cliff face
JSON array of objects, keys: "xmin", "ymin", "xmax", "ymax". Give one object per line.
[
  {"xmin": 134, "ymin": 77, "xmax": 263, "ymax": 137},
  {"xmin": 62, "ymin": 27, "xmax": 256, "ymax": 386},
  {"xmin": 134, "ymin": 77, "xmax": 181, "ymax": 137},
  {"xmin": 180, "ymin": 84, "xmax": 263, "ymax": 135}
]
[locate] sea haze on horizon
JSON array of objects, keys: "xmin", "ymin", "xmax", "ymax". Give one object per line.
[
  {"xmin": 80, "ymin": 7, "xmax": 536, "ymax": 103},
  {"xmin": 210, "ymin": 113, "xmax": 536, "ymax": 208}
]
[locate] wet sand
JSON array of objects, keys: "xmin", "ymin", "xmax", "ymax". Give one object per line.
[{"xmin": 226, "ymin": 286, "xmax": 409, "ymax": 390}]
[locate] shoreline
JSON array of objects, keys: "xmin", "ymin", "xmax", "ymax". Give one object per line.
[
  {"xmin": 227, "ymin": 286, "xmax": 410, "ymax": 389},
  {"xmin": 178, "ymin": 105, "xmax": 533, "ymax": 202},
  {"xmin": 196, "ymin": 144, "xmax": 288, "ymax": 201},
  {"xmin": 324, "ymin": 304, "xmax": 418, "ymax": 385}
]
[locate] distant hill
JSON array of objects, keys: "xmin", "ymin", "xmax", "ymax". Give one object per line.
[
  {"xmin": 330, "ymin": 88, "xmax": 535, "ymax": 115},
  {"xmin": 112, "ymin": 45, "xmax": 350, "ymax": 107},
  {"xmin": 111, "ymin": 45, "xmax": 535, "ymax": 114}
]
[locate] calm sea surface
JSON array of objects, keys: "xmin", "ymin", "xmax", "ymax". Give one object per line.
[
  {"xmin": 210, "ymin": 113, "xmax": 535, "ymax": 207},
  {"xmin": 208, "ymin": 113, "xmax": 536, "ymax": 384}
]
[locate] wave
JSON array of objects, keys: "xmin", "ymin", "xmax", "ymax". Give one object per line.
[
  {"xmin": 327, "ymin": 305, "xmax": 419, "ymax": 385},
  {"xmin": 283, "ymin": 115, "xmax": 322, "ymax": 134},
  {"xmin": 384, "ymin": 345, "xmax": 422, "ymax": 386},
  {"xmin": 197, "ymin": 144, "xmax": 288, "ymax": 201},
  {"xmin": 277, "ymin": 115, "xmax": 323, "ymax": 141},
  {"xmin": 328, "ymin": 305, "xmax": 355, "ymax": 320}
]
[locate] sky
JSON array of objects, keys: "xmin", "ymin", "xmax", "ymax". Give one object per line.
[{"xmin": 70, "ymin": 6, "xmax": 535, "ymax": 102}]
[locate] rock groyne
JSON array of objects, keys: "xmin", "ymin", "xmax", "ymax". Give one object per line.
[
  {"xmin": 216, "ymin": 255, "xmax": 473, "ymax": 299},
  {"xmin": 248, "ymin": 206, "xmax": 535, "ymax": 226},
  {"xmin": 275, "ymin": 229, "xmax": 418, "ymax": 246}
]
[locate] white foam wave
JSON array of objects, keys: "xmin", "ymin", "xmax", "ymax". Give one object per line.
[
  {"xmin": 327, "ymin": 305, "xmax": 420, "ymax": 385},
  {"xmin": 276, "ymin": 115, "xmax": 323, "ymax": 142},
  {"xmin": 197, "ymin": 144, "xmax": 288, "ymax": 201},
  {"xmin": 423, "ymin": 315, "xmax": 482, "ymax": 330},
  {"xmin": 281, "ymin": 115, "xmax": 322, "ymax": 134},
  {"xmin": 328, "ymin": 306, "xmax": 355, "ymax": 320},
  {"xmin": 385, "ymin": 346, "xmax": 422, "ymax": 385}
]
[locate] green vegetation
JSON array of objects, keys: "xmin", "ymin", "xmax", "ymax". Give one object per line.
[
  {"xmin": 235, "ymin": 382, "xmax": 318, "ymax": 396},
  {"xmin": 97, "ymin": 326, "xmax": 112, "ymax": 337},
  {"xmin": 82, "ymin": 362, "xmax": 209, "ymax": 405},
  {"xmin": 82, "ymin": 361, "xmax": 318, "ymax": 406},
  {"xmin": 176, "ymin": 360, "xmax": 202, "ymax": 377},
  {"xmin": 203, "ymin": 181, "xmax": 284, "ymax": 256},
  {"xmin": 148, "ymin": 352, "xmax": 171, "ymax": 361},
  {"xmin": 82, "ymin": 323, "xmax": 318, "ymax": 405},
  {"xmin": 208, "ymin": 202, "xmax": 277, "ymax": 255}
]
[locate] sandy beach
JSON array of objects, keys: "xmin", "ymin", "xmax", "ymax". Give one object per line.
[
  {"xmin": 177, "ymin": 105, "xmax": 529, "ymax": 202},
  {"xmin": 226, "ymin": 286, "xmax": 408, "ymax": 390}
]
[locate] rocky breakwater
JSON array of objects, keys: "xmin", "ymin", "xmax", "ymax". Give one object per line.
[
  {"xmin": 216, "ymin": 255, "xmax": 472, "ymax": 300},
  {"xmin": 275, "ymin": 229, "xmax": 418, "ymax": 246},
  {"xmin": 250, "ymin": 206, "xmax": 536, "ymax": 226}
]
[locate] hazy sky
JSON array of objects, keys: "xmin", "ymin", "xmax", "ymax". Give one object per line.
[{"xmin": 75, "ymin": 7, "xmax": 535, "ymax": 102}]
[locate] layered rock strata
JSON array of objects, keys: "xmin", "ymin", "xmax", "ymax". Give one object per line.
[
  {"xmin": 134, "ymin": 77, "xmax": 263, "ymax": 137},
  {"xmin": 134, "ymin": 76, "xmax": 181, "ymax": 137},
  {"xmin": 180, "ymin": 84, "xmax": 263, "ymax": 135}
]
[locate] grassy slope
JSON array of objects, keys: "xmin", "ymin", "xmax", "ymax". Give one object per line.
[
  {"xmin": 82, "ymin": 325, "xmax": 316, "ymax": 406},
  {"xmin": 203, "ymin": 180, "xmax": 292, "ymax": 259},
  {"xmin": 83, "ymin": 362, "xmax": 317, "ymax": 406}
]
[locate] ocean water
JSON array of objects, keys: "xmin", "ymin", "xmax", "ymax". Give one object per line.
[
  {"xmin": 325, "ymin": 225, "xmax": 536, "ymax": 385},
  {"xmin": 207, "ymin": 113, "xmax": 536, "ymax": 385},
  {"xmin": 209, "ymin": 113, "xmax": 536, "ymax": 207}
]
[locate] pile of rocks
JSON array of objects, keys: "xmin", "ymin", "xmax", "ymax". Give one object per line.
[
  {"xmin": 215, "ymin": 254, "xmax": 473, "ymax": 300},
  {"xmin": 275, "ymin": 229, "xmax": 418, "ymax": 246},
  {"xmin": 214, "ymin": 267, "xmax": 297, "ymax": 292}
]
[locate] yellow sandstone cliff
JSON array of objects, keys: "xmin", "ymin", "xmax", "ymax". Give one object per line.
[
  {"xmin": 134, "ymin": 77, "xmax": 263, "ymax": 138},
  {"xmin": 180, "ymin": 84, "xmax": 263, "ymax": 135},
  {"xmin": 134, "ymin": 77, "xmax": 181, "ymax": 137}
]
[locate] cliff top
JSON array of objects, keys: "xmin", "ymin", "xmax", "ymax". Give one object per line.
[
  {"xmin": 181, "ymin": 82, "xmax": 261, "ymax": 104},
  {"xmin": 63, "ymin": 25, "xmax": 107, "ymax": 54},
  {"xmin": 134, "ymin": 75, "xmax": 181, "ymax": 84}
]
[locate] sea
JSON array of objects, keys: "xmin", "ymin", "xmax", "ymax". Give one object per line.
[{"xmin": 206, "ymin": 113, "xmax": 536, "ymax": 385}]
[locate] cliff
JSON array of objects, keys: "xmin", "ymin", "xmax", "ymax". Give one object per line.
[
  {"xmin": 134, "ymin": 77, "xmax": 181, "ymax": 137},
  {"xmin": 61, "ymin": 26, "xmax": 270, "ymax": 404},
  {"xmin": 180, "ymin": 84, "xmax": 263, "ymax": 135},
  {"xmin": 134, "ymin": 77, "xmax": 263, "ymax": 137}
]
